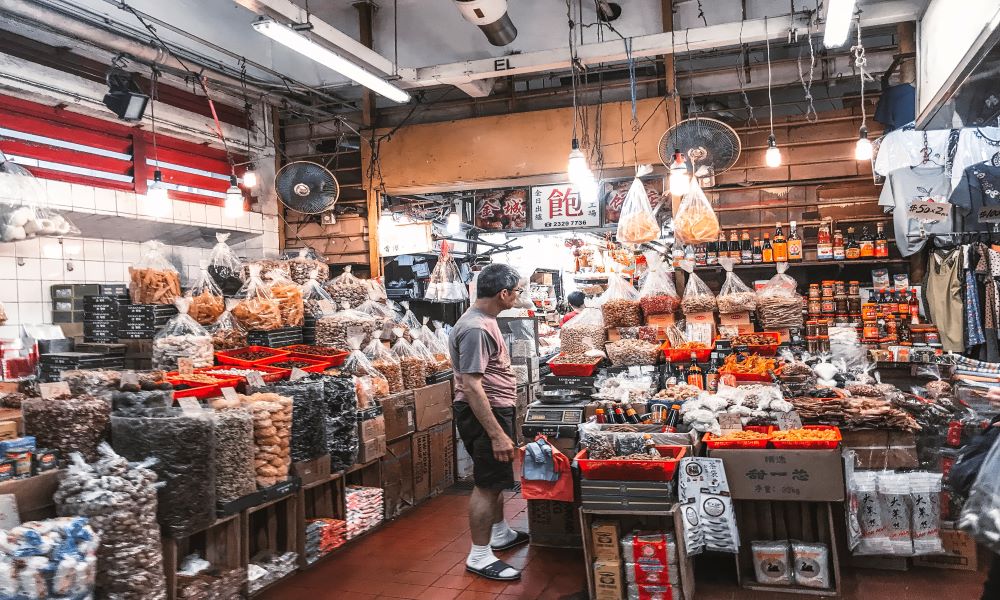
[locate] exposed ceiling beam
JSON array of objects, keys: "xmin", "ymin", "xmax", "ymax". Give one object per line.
[{"xmin": 452, "ymin": 79, "xmax": 496, "ymax": 98}]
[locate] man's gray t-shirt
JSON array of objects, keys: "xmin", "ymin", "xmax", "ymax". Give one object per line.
[
  {"xmin": 448, "ymin": 307, "xmax": 517, "ymax": 408},
  {"xmin": 879, "ymin": 166, "xmax": 954, "ymax": 257}
]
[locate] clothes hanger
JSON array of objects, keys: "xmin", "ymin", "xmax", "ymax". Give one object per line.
[{"xmin": 917, "ymin": 132, "xmax": 944, "ymax": 167}]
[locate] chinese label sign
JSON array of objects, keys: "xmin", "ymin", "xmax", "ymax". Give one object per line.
[
  {"xmin": 377, "ymin": 218, "xmax": 433, "ymax": 257},
  {"xmin": 530, "ymin": 183, "xmax": 600, "ymax": 230},
  {"xmin": 475, "ymin": 189, "xmax": 528, "ymax": 231},
  {"xmin": 601, "ymin": 176, "xmax": 666, "ymax": 225}
]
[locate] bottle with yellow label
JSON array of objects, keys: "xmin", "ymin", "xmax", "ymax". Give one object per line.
[
  {"xmin": 787, "ymin": 220, "xmax": 803, "ymax": 261},
  {"xmin": 772, "ymin": 223, "xmax": 788, "ymax": 262}
]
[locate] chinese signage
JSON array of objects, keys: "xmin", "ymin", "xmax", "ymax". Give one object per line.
[
  {"xmin": 377, "ymin": 217, "xmax": 433, "ymax": 257},
  {"xmin": 475, "ymin": 189, "xmax": 528, "ymax": 231},
  {"xmin": 530, "ymin": 183, "xmax": 600, "ymax": 230},
  {"xmin": 601, "ymin": 176, "xmax": 666, "ymax": 225}
]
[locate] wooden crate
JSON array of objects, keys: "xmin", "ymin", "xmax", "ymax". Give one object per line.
[
  {"xmin": 161, "ymin": 514, "xmax": 242, "ymax": 600},
  {"xmin": 243, "ymin": 492, "xmax": 300, "ymax": 597},
  {"xmin": 734, "ymin": 501, "xmax": 841, "ymax": 597},
  {"xmin": 346, "ymin": 456, "xmax": 382, "ymax": 488},
  {"xmin": 297, "ymin": 474, "xmax": 346, "ymax": 568}
]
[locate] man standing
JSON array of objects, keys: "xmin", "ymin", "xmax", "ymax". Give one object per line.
[{"xmin": 450, "ymin": 263, "xmax": 529, "ymax": 581}]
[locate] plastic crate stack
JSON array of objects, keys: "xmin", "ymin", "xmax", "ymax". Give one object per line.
[
  {"xmin": 345, "ymin": 486, "xmax": 383, "ymax": 539},
  {"xmin": 305, "ymin": 518, "xmax": 347, "ymax": 563},
  {"xmin": 621, "ymin": 531, "xmax": 682, "ymax": 600}
]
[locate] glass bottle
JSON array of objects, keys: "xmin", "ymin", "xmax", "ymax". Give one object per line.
[
  {"xmin": 707, "ymin": 235, "xmax": 719, "ymax": 266},
  {"xmin": 845, "ymin": 227, "xmax": 861, "ymax": 259},
  {"xmin": 833, "ymin": 229, "xmax": 846, "ymax": 260},
  {"xmin": 695, "ymin": 243, "xmax": 708, "ymax": 266},
  {"xmin": 875, "ymin": 222, "xmax": 889, "ymax": 258},
  {"xmin": 752, "ymin": 237, "xmax": 763, "ymax": 263},
  {"xmin": 729, "ymin": 231, "xmax": 741, "ymax": 263},
  {"xmin": 817, "ymin": 220, "xmax": 833, "ymax": 260},
  {"xmin": 686, "ymin": 352, "xmax": 704, "ymax": 389},
  {"xmin": 787, "ymin": 220, "xmax": 803, "ymax": 261},
  {"xmin": 772, "ymin": 223, "xmax": 788, "ymax": 262},
  {"xmin": 705, "ymin": 353, "xmax": 720, "ymax": 392},
  {"xmin": 859, "ymin": 226, "xmax": 875, "ymax": 258},
  {"xmin": 761, "ymin": 233, "xmax": 774, "ymax": 263},
  {"xmin": 909, "ymin": 288, "xmax": 920, "ymax": 325}
]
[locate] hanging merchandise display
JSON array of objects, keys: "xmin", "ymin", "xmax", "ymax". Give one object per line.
[
  {"xmin": 208, "ymin": 232, "xmax": 244, "ymax": 296},
  {"xmin": 680, "ymin": 261, "xmax": 717, "ymax": 315},
  {"xmin": 325, "ymin": 266, "xmax": 371, "ymax": 308},
  {"xmin": 638, "ymin": 253, "xmax": 680, "ymax": 317},
  {"xmin": 673, "ymin": 180, "xmax": 721, "ymax": 245},
  {"xmin": 129, "ymin": 240, "xmax": 182, "ymax": 305},
  {"xmin": 757, "ymin": 263, "xmax": 805, "ymax": 329},
  {"xmin": 879, "ymin": 165, "xmax": 953, "ymax": 256},
  {"xmin": 424, "ymin": 242, "xmax": 468, "ymax": 302},
  {"xmin": 717, "ymin": 257, "xmax": 757, "ymax": 314},
  {"xmin": 187, "ymin": 261, "xmax": 226, "ymax": 326},
  {"xmin": 616, "ymin": 165, "xmax": 661, "ymax": 245},
  {"xmin": 287, "ymin": 247, "xmax": 330, "ymax": 285}
]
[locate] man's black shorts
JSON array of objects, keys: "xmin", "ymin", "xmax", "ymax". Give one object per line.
[{"xmin": 454, "ymin": 402, "xmax": 516, "ymax": 491}]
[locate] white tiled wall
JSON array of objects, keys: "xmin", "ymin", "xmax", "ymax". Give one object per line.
[{"xmin": 0, "ymin": 179, "xmax": 281, "ymax": 336}]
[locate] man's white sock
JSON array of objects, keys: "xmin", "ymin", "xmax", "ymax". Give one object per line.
[
  {"xmin": 490, "ymin": 520, "xmax": 517, "ymax": 546},
  {"xmin": 467, "ymin": 544, "xmax": 519, "ymax": 577}
]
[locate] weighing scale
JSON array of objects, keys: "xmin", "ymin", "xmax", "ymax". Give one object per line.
[{"xmin": 522, "ymin": 399, "xmax": 590, "ymax": 439}]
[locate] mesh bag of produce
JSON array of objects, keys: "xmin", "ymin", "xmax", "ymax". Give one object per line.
[
  {"xmin": 208, "ymin": 232, "xmax": 243, "ymax": 295},
  {"xmin": 186, "ymin": 261, "xmax": 225, "ymax": 325},
  {"xmin": 392, "ymin": 336, "xmax": 428, "ymax": 390},
  {"xmin": 248, "ymin": 380, "xmax": 328, "ymax": 462},
  {"xmin": 213, "ymin": 408, "xmax": 257, "ymax": 503},
  {"xmin": 673, "ymin": 180, "xmax": 720, "ymax": 245},
  {"xmin": 757, "ymin": 262, "xmax": 804, "ymax": 328},
  {"xmin": 324, "ymin": 266, "xmax": 370, "ymax": 308},
  {"xmin": 287, "ymin": 247, "xmax": 329, "ymax": 285},
  {"xmin": 425, "ymin": 242, "xmax": 468, "ymax": 302},
  {"xmin": 152, "ymin": 297, "xmax": 214, "ymax": 371},
  {"xmin": 560, "ymin": 306, "xmax": 606, "ymax": 354},
  {"xmin": 129, "ymin": 240, "xmax": 181, "ymax": 304},
  {"xmin": 616, "ymin": 166, "xmax": 661, "ymax": 245},
  {"xmin": 316, "ymin": 303, "xmax": 379, "ymax": 349},
  {"xmin": 717, "ymin": 257, "xmax": 757, "ymax": 314},
  {"xmin": 302, "ymin": 269, "xmax": 337, "ymax": 319},
  {"xmin": 343, "ymin": 333, "xmax": 389, "ymax": 405},
  {"xmin": 233, "ymin": 264, "xmax": 282, "ymax": 331},
  {"xmin": 22, "ymin": 395, "xmax": 110, "ymax": 462},
  {"xmin": 638, "ymin": 254, "xmax": 680, "ymax": 316},
  {"xmin": 364, "ymin": 338, "xmax": 403, "ymax": 393},
  {"xmin": 266, "ymin": 269, "xmax": 305, "ymax": 327},
  {"xmin": 599, "ymin": 273, "xmax": 643, "ymax": 328},
  {"xmin": 209, "ymin": 299, "xmax": 248, "ymax": 350},
  {"xmin": 680, "ymin": 260, "xmax": 716, "ymax": 314},
  {"xmin": 111, "ymin": 408, "xmax": 216, "ymax": 538}
]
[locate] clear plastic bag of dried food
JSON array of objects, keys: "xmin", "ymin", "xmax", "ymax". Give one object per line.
[
  {"xmin": 302, "ymin": 268, "xmax": 337, "ymax": 319},
  {"xmin": 368, "ymin": 278, "xmax": 388, "ymax": 302},
  {"xmin": 399, "ymin": 301, "xmax": 422, "ymax": 332},
  {"xmin": 425, "ymin": 242, "xmax": 468, "ymax": 302},
  {"xmin": 209, "ymin": 299, "xmax": 248, "ymax": 351},
  {"xmin": 357, "ymin": 298, "xmax": 395, "ymax": 324},
  {"xmin": 598, "ymin": 273, "xmax": 643, "ymax": 328},
  {"xmin": 153, "ymin": 297, "xmax": 214, "ymax": 371},
  {"xmin": 324, "ymin": 265, "xmax": 371, "ymax": 308},
  {"xmin": 560, "ymin": 306, "xmax": 607, "ymax": 354},
  {"xmin": 22, "ymin": 396, "xmax": 111, "ymax": 462},
  {"xmin": 249, "ymin": 380, "xmax": 328, "ymax": 463},
  {"xmin": 757, "ymin": 262, "xmax": 804, "ymax": 328},
  {"xmin": 959, "ymin": 441, "xmax": 1000, "ymax": 554},
  {"xmin": 266, "ymin": 269, "xmax": 305, "ymax": 327},
  {"xmin": 212, "ymin": 408, "xmax": 256, "ymax": 503},
  {"xmin": 638, "ymin": 253, "xmax": 680, "ymax": 316},
  {"xmin": 233, "ymin": 264, "xmax": 282, "ymax": 331},
  {"xmin": 111, "ymin": 408, "xmax": 216, "ymax": 538},
  {"xmin": 0, "ymin": 156, "xmax": 79, "ymax": 242},
  {"xmin": 343, "ymin": 334, "xmax": 389, "ymax": 403},
  {"xmin": 287, "ymin": 247, "xmax": 329, "ymax": 286},
  {"xmin": 412, "ymin": 338, "xmax": 445, "ymax": 376},
  {"xmin": 297, "ymin": 373, "xmax": 358, "ymax": 470},
  {"xmin": 208, "ymin": 232, "xmax": 244, "ymax": 296},
  {"xmin": 111, "ymin": 387, "xmax": 173, "ymax": 416},
  {"xmin": 392, "ymin": 335, "xmax": 428, "ymax": 390},
  {"xmin": 364, "ymin": 338, "xmax": 404, "ymax": 393},
  {"xmin": 616, "ymin": 165, "xmax": 660, "ymax": 245},
  {"xmin": 673, "ymin": 180, "xmax": 720, "ymax": 245},
  {"xmin": 717, "ymin": 257, "xmax": 756, "ymax": 314},
  {"xmin": 606, "ymin": 338, "xmax": 660, "ymax": 366},
  {"xmin": 316, "ymin": 303, "xmax": 379, "ymax": 349},
  {"xmin": 186, "ymin": 261, "xmax": 225, "ymax": 326},
  {"xmin": 418, "ymin": 320, "xmax": 452, "ymax": 372},
  {"xmin": 680, "ymin": 260, "xmax": 717, "ymax": 314},
  {"xmin": 129, "ymin": 240, "xmax": 182, "ymax": 305}
]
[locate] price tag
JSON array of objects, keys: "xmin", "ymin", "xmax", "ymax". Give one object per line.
[
  {"xmin": 719, "ymin": 413, "xmax": 743, "ymax": 434},
  {"xmin": 39, "ymin": 382, "xmax": 70, "ymax": 400},
  {"xmin": 177, "ymin": 397, "xmax": 204, "ymax": 415},
  {"xmin": 978, "ymin": 205, "xmax": 1000, "ymax": 224},
  {"xmin": 733, "ymin": 345, "xmax": 751, "ymax": 355},
  {"xmin": 318, "ymin": 300, "xmax": 337, "ymax": 314},
  {"xmin": 246, "ymin": 372, "xmax": 266, "ymax": 388},
  {"xmin": 178, "ymin": 358, "xmax": 194, "ymax": 375},
  {"xmin": 907, "ymin": 200, "xmax": 950, "ymax": 222},
  {"xmin": 221, "ymin": 387, "xmax": 240, "ymax": 404},
  {"xmin": 289, "ymin": 367, "xmax": 309, "ymax": 381},
  {"xmin": 777, "ymin": 411, "xmax": 803, "ymax": 431}
]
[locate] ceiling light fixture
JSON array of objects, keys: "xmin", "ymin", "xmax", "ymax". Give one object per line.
[
  {"xmin": 224, "ymin": 175, "xmax": 246, "ymax": 219},
  {"xmin": 668, "ymin": 149, "xmax": 690, "ymax": 196},
  {"xmin": 564, "ymin": 6, "xmax": 597, "ymax": 202},
  {"xmin": 242, "ymin": 165, "xmax": 258, "ymax": 188},
  {"xmin": 142, "ymin": 68, "xmax": 171, "ymax": 218},
  {"xmin": 103, "ymin": 67, "xmax": 148, "ymax": 121},
  {"xmin": 252, "ymin": 18, "xmax": 411, "ymax": 104},
  {"xmin": 446, "ymin": 211, "xmax": 461, "ymax": 234},
  {"xmin": 851, "ymin": 14, "xmax": 873, "ymax": 162},
  {"xmin": 823, "ymin": 0, "xmax": 857, "ymax": 49},
  {"xmin": 764, "ymin": 17, "xmax": 782, "ymax": 168}
]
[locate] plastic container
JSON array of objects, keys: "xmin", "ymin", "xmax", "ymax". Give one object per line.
[
  {"xmin": 719, "ymin": 371, "xmax": 773, "ymax": 383},
  {"xmin": 547, "ymin": 353, "xmax": 602, "ymax": 376},
  {"xmin": 215, "ymin": 346, "xmax": 289, "ymax": 367},
  {"xmin": 259, "ymin": 355, "xmax": 332, "ymax": 373},
  {"xmin": 169, "ymin": 382, "xmax": 219, "ymax": 401},
  {"xmin": 769, "ymin": 425, "xmax": 842, "ymax": 450},
  {"xmin": 745, "ymin": 332, "xmax": 782, "ymax": 356},
  {"xmin": 196, "ymin": 364, "xmax": 289, "ymax": 384},
  {"xmin": 703, "ymin": 425, "xmax": 774, "ymax": 449},
  {"xmin": 661, "ymin": 341, "xmax": 713, "ymax": 363},
  {"xmin": 282, "ymin": 345, "xmax": 349, "ymax": 367},
  {"xmin": 574, "ymin": 446, "xmax": 687, "ymax": 481}
]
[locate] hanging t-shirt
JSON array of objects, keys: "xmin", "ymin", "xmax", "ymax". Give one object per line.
[
  {"xmin": 874, "ymin": 128, "xmax": 952, "ymax": 177},
  {"xmin": 878, "ymin": 166, "xmax": 955, "ymax": 256},
  {"xmin": 949, "ymin": 162, "xmax": 1000, "ymax": 231},
  {"xmin": 950, "ymin": 127, "xmax": 1000, "ymax": 190},
  {"xmin": 874, "ymin": 84, "xmax": 916, "ymax": 132}
]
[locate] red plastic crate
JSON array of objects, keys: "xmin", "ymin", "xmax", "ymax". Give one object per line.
[
  {"xmin": 282, "ymin": 345, "xmax": 349, "ymax": 367},
  {"xmin": 170, "ymin": 382, "xmax": 219, "ymax": 401},
  {"xmin": 769, "ymin": 425, "xmax": 842, "ymax": 450},
  {"xmin": 703, "ymin": 425, "xmax": 774, "ymax": 449},
  {"xmin": 661, "ymin": 342, "xmax": 713, "ymax": 363},
  {"xmin": 259, "ymin": 355, "xmax": 331, "ymax": 373},
  {"xmin": 742, "ymin": 331, "xmax": 782, "ymax": 356},
  {"xmin": 215, "ymin": 346, "xmax": 289, "ymax": 367},
  {"xmin": 165, "ymin": 372, "xmax": 242, "ymax": 391},
  {"xmin": 197, "ymin": 364, "xmax": 289, "ymax": 384},
  {"xmin": 575, "ymin": 446, "xmax": 687, "ymax": 482},
  {"xmin": 547, "ymin": 354, "xmax": 602, "ymax": 376},
  {"xmin": 719, "ymin": 370, "xmax": 773, "ymax": 383}
]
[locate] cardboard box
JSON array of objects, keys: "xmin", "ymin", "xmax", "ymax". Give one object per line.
[
  {"xmin": 414, "ymin": 381, "xmax": 453, "ymax": 431},
  {"xmin": 357, "ymin": 435, "xmax": 386, "ymax": 464},
  {"xmin": 709, "ymin": 448, "xmax": 845, "ymax": 501},
  {"xmin": 842, "ymin": 430, "xmax": 918, "ymax": 470},
  {"xmin": 591, "ymin": 520, "xmax": 621, "ymax": 561},
  {"xmin": 645, "ymin": 313, "xmax": 675, "ymax": 327},
  {"xmin": 380, "ymin": 391, "xmax": 415, "ymax": 442},
  {"xmin": 593, "ymin": 560, "xmax": 623, "ymax": 600},
  {"xmin": 719, "ymin": 312, "xmax": 755, "ymax": 334},
  {"xmin": 428, "ymin": 421, "xmax": 455, "ymax": 494},
  {"xmin": 0, "ymin": 470, "xmax": 59, "ymax": 522},
  {"xmin": 912, "ymin": 529, "xmax": 977, "ymax": 571},
  {"xmin": 381, "ymin": 436, "xmax": 414, "ymax": 519},
  {"xmin": 0, "ymin": 421, "xmax": 18, "ymax": 442},
  {"xmin": 291, "ymin": 454, "xmax": 330, "ymax": 486},
  {"xmin": 358, "ymin": 413, "xmax": 386, "ymax": 443},
  {"xmin": 527, "ymin": 500, "xmax": 581, "ymax": 548},
  {"xmin": 411, "ymin": 430, "xmax": 431, "ymax": 502}
]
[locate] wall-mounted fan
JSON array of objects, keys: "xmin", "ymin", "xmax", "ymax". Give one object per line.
[
  {"xmin": 274, "ymin": 161, "xmax": 340, "ymax": 214},
  {"xmin": 658, "ymin": 117, "xmax": 741, "ymax": 187}
]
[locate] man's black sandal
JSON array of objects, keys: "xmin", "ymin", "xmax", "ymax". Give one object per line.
[
  {"xmin": 466, "ymin": 559, "xmax": 522, "ymax": 581},
  {"xmin": 491, "ymin": 530, "xmax": 530, "ymax": 551}
]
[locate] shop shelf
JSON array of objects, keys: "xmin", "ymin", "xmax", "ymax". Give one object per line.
[
  {"xmin": 575, "ymin": 446, "xmax": 686, "ymax": 482},
  {"xmin": 547, "ymin": 354, "xmax": 602, "ymax": 376},
  {"xmin": 259, "ymin": 355, "xmax": 332, "ymax": 373},
  {"xmin": 769, "ymin": 425, "xmax": 842, "ymax": 450},
  {"xmin": 215, "ymin": 346, "xmax": 289, "ymax": 368},
  {"xmin": 703, "ymin": 426, "xmax": 774, "ymax": 450},
  {"xmin": 197, "ymin": 364, "xmax": 289, "ymax": 384},
  {"xmin": 282, "ymin": 345, "xmax": 349, "ymax": 367},
  {"xmin": 661, "ymin": 342, "xmax": 713, "ymax": 363}
]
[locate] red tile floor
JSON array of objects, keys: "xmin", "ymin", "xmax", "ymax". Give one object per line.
[{"xmin": 260, "ymin": 489, "xmax": 989, "ymax": 600}]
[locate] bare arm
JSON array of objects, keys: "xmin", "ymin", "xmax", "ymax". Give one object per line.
[{"xmin": 462, "ymin": 372, "xmax": 516, "ymax": 462}]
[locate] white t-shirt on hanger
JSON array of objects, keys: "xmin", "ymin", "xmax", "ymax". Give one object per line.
[
  {"xmin": 874, "ymin": 128, "xmax": 951, "ymax": 177},
  {"xmin": 951, "ymin": 127, "xmax": 1000, "ymax": 190}
]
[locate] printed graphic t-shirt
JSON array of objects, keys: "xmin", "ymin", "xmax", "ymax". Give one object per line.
[
  {"xmin": 449, "ymin": 307, "xmax": 517, "ymax": 408},
  {"xmin": 949, "ymin": 163, "xmax": 1000, "ymax": 232},
  {"xmin": 878, "ymin": 166, "xmax": 954, "ymax": 256}
]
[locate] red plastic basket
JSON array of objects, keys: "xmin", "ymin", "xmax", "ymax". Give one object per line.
[
  {"xmin": 660, "ymin": 342, "xmax": 713, "ymax": 363},
  {"xmin": 547, "ymin": 354, "xmax": 602, "ymax": 376},
  {"xmin": 282, "ymin": 345, "xmax": 349, "ymax": 367},
  {"xmin": 703, "ymin": 425, "xmax": 774, "ymax": 449},
  {"xmin": 769, "ymin": 425, "xmax": 842, "ymax": 450},
  {"xmin": 719, "ymin": 370, "xmax": 773, "ymax": 383},
  {"xmin": 739, "ymin": 332, "xmax": 782, "ymax": 356},
  {"xmin": 170, "ymin": 382, "xmax": 219, "ymax": 401},
  {"xmin": 575, "ymin": 446, "xmax": 686, "ymax": 482},
  {"xmin": 259, "ymin": 355, "xmax": 331, "ymax": 373},
  {"xmin": 196, "ymin": 364, "xmax": 289, "ymax": 384},
  {"xmin": 215, "ymin": 346, "xmax": 289, "ymax": 367},
  {"xmin": 165, "ymin": 372, "xmax": 242, "ymax": 390}
]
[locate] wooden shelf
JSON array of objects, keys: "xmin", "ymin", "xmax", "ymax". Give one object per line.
[
  {"xmin": 302, "ymin": 472, "xmax": 343, "ymax": 491},
  {"xmin": 580, "ymin": 506, "xmax": 676, "ymax": 517},
  {"xmin": 693, "ymin": 258, "xmax": 909, "ymax": 272}
]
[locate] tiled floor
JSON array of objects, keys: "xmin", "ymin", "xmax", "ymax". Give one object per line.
[{"xmin": 260, "ymin": 490, "xmax": 988, "ymax": 600}]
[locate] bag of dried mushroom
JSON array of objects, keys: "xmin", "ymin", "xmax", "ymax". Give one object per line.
[
  {"xmin": 266, "ymin": 269, "xmax": 305, "ymax": 327},
  {"xmin": 324, "ymin": 265, "xmax": 371, "ymax": 308},
  {"xmin": 208, "ymin": 232, "xmax": 244, "ymax": 296},
  {"xmin": 560, "ymin": 306, "xmax": 606, "ymax": 354},
  {"xmin": 287, "ymin": 246, "xmax": 329, "ymax": 285},
  {"xmin": 152, "ymin": 297, "xmax": 214, "ymax": 371},
  {"xmin": 129, "ymin": 240, "xmax": 181, "ymax": 305},
  {"xmin": 343, "ymin": 333, "xmax": 390, "ymax": 407},
  {"xmin": 233, "ymin": 264, "xmax": 282, "ymax": 331},
  {"xmin": 680, "ymin": 260, "xmax": 717, "ymax": 315},
  {"xmin": 187, "ymin": 260, "xmax": 225, "ymax": 325},
  {"xmin": 209, "ymin": 299, "xmax": 247, "ymax": 350},
  {"xmin": 673, "ymin": 180, "xmax": 720, "ymax": 245},
  {"xmin": 316, "ymin": 302, "xmax": 379, "ymax": 349},
  {"xmin": 302, "ymin": 268, "xmax": 337, "ymax": 319},
  {"xmin": 616, "ymin": 165, "xmax": 661, "ymax": 245},
  {"xmin": 757, "ymin": 262, "xmax": 804, "ymax": 329},
  {"xmin": 638, "ymin": 253, "xmax": 680, "ymax": 317},
  {"xmin": 600, "ymin": 273, "xmax": 643, "ymax": 328},
  {"xmin": 392, "ymin": 335, "xmax": 428, "ymax": 391},
  {"xmin": 364, "ymin": 338, "xmax": 403, "ymax": 393},
  {"xmin": 717, "ymin": 257, "xmax": 757, "ymax": 314}
]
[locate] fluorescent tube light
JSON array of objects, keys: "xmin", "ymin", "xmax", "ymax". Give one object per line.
[{"xmin": 823, "ymin": 0, "xmax": 857, "ymax": 48}]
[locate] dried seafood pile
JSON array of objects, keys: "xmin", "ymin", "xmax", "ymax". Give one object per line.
[{"xmin": 789, "ymin": 394, "xmax": 920, "ymax": 431}]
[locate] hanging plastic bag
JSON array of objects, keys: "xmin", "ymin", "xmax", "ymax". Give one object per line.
[
  {"xmin": 599, "ymin": 273, "xmax": 642, "ymax": 328},
  {"xmin": 152, "ymin": 297, "xmax": 214, "ymax": 370},
  {"xmin": 425, "ymin": 242, "xmax": 468, "ymax": 302},
  {"xmin": 616, "ymin": 165, "xmax": 660, "ymax": 245},
  {"xmin": 266, "ymin": 269, "xmax": 305, "ymax": 327},
  {"xmin": 207, "ymin": 232, "xmax": 244, "ymax": 295},
  {"xmin": 302, "ymin": 268, "xmax": 337, "ymax": 319},
  {"xmin": 680, "ymin": 260, "xmax": 716, "ymax": 314},
  {"xmin": 399, "ymin": 301, "xmax": 422, "ymax": 334},
  {"xmin": 757, "ymin": 262, "xmax": 804, "ymax": 328},
  {"xmin": 232, "ymin": 264, "xmax": 282, "ymax": 331},
  {"xmin": 717, "ymin": 257, "xmax": 756, "ymax": 314},
  {"xmin": 0, "ymin": 154, "xmax": 78, "ymax": 242},
  {"xmin": 392, "ymin": 335, "xmax": 427, "ymax": 390},
  {"xmin": 209, "ymin": 299, "xmax": 247, "ymax": 350},
  {"xmin": 324, "ymin": 266, "xmax": 370, "ymax": 308},
  {"xmin": 341, "ymin": 333, "xmax": 389, "ymax": 407},
  {"xmin": 364, "ymin": 338, "xmax": 403, "ymax": 393},
  {"xmin": 560, "ymin": 305, "xmax": 606, "ymax": 354},
  {"xmin": 286, "ymin": 247, "xmax": 329, "ymax": 286},
  {"xmin": 673, "ymin": 179, "xmax": 720, "ymax": 244},
  {"xmin": 128, "ymin": 240, "xmax": 182, "ymax": 305},
  {"xmin": 638, "ymin": 253, "xmax": 680, "ymax": 316},
  {"xmin": 186, "ymin": 260, "xmax": 225, "ymax": 326}
]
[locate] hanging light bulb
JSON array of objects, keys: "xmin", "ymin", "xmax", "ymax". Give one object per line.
[
  {"xmin": 242, "ymin": 164, "xmax": 258, "ymax": 188},
  {"xmin": 765, "ymin": 134, "xmax": 782, "ymax": 168},
  {"xmin": 446, "ymin": 211, "xmax": 461, "ymax": 234},
  {"xmin": 224, "ymin": 175, "xmax": 245, "ymax": 219},
  {"xmin": 668, "ymin": 149, "xmax": 690, "ymax": 196},
  {"xmin": 567, "ymin": 138, "xmax": 592, "ymax": 185},
  {"xmin": 854, "ymin": 126, "xmax": 873, "ymax": 161},
  {"xmin": 144, "ymin": 170, "xmax": 171, "ymax": 218}
]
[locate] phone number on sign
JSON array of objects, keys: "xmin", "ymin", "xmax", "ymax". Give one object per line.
[{"xmin": 542, "ymin": 220, "xmax": 590, "ymax": 228}]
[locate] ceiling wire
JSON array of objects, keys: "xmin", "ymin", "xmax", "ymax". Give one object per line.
[
  {"xmin": 765, "ymin": 16, "xmax": 775, "ymax": 139},
  {"xmin": 736, "ymin": 20, "xmax": 757, "ymax": 127},
  {"xmin": 851, "ymin": 11, "xmax": 872, "ymax": 132},
  {"xmin": 797, "ymin": 12, "xmax": 819, "ymax": 122}
]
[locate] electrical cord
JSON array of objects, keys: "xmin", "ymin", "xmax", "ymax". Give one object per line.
[
  {"xmin": 851, "ymin": 12, "xmax": 872, "ymax": 132},
  {"xmin": 765, "ymin": 17, "xmax": 775, "ymax": 140}
]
